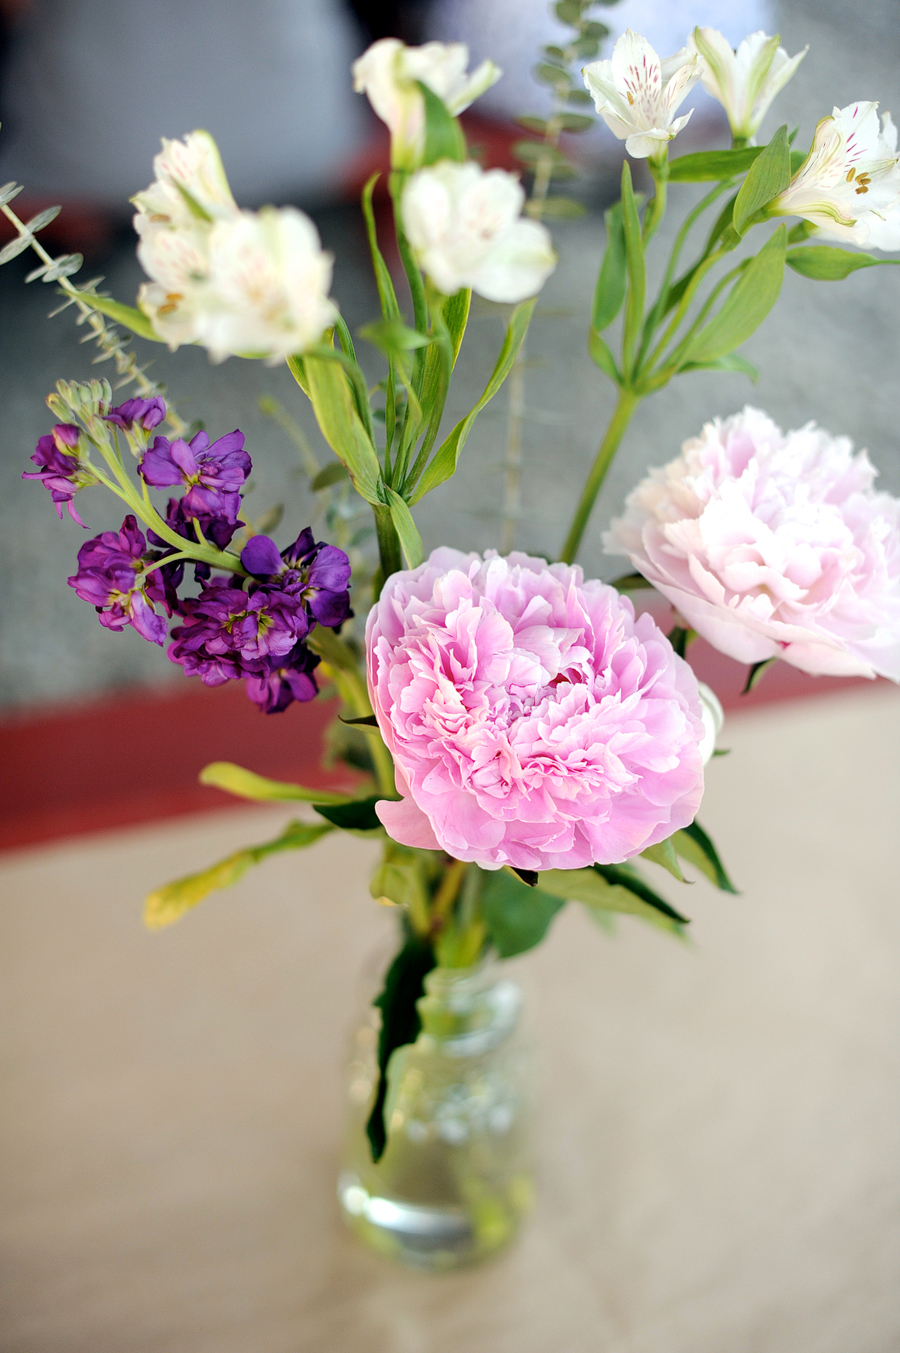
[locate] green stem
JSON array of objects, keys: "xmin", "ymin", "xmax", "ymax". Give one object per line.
[
  {"xmin": 373, "ymin": 502, "xmax": 402, "ymax": 581},
  {"xmin": 643, "ymin": 246, "xmax": 727, "ymax": 373},
  {"xmin": 643, "ymin": 160, "xmax": 668, "ymax": 245},
  {"xmin": 559, "ymin": 388, "xmax": 640, "ymax": 564}
]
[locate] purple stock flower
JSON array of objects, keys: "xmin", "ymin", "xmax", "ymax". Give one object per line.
[
  {"xmin": 241, "ymin": 527, "xmax": 352, "ymax": 628},
  {"xmin": 140, "ymin": 429, "xmax": 250, "ymax": 522},
  {"xmin": 23, "ymin": 424, "xmax": 94, "ymax": 526},
  {"xmin": 245, "ymin": 643, "xmax": 321, "ymax": 713},
  {"xmin": 67, "ymin": 515, "xmax": 168, "ymax": 645},
  {"xmin": 168, "ymin": 576, "xmax": 309, "ymax": 683},
  {"xmin": 103, "ymin": 397, "xmax": 167, "ymax": 432}
]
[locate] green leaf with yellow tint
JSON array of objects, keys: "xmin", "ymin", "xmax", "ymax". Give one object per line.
[{"xmin": 199, "ymin": 760, "xmax": 353, "ymax": 806}]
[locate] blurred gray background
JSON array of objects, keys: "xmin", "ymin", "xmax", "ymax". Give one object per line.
[{"xmin": 0, "ymin": 0, "xmax": 897, "ymax": 710}]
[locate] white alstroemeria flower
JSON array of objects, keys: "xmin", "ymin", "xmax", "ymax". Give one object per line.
[
  {"xmin": 352, "ymin": 38, "xmax": 501, "ymax": 168},
  {"xmin": 582, "ymin": 29, "xmax": 701, "ymax": 162},
  {"xmin": 138, "ymin": 207, "xmax": 338, "ymax": 362},
  {"xmin": 401, "ymin": 161, "xmax": 556, "ymax": 303},
  {"xmin": 132, "ymin": 131, "xmax": 238, "ymax": 235},
  {"xmin": 690, "ymin": 28, "xmax": 807, "ymax": 144},
  {"xmin": 771, "ymin": 102, "xmax": 900, "ymax": 249}
]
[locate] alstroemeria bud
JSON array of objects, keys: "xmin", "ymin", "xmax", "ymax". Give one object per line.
[
  {"xmin": 690, "ymin": 28, "xmax": 807, "ymax": 145},
  {"xmin": 352, "ymin": 38, "xmax": 501, "ymax": 169},
  {"xmin": 582, "ymin": 30, "xmax": 700, "ymax": 162},
  {"xmin": 401, "ymin": 161, "xmax": 556, "ymax": 303},
  {"xmin": 770, "ymin": 102, "xmax": 900, "ymax": 250}
]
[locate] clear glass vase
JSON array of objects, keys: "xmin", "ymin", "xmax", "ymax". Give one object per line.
[{"xmin": 337, "ymin": 958, "xmax": 535, "ymax": 1270}]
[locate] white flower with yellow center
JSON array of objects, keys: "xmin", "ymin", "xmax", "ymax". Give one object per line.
[
  {"xmin": 582, "ymin": 29, "xmax": 701, "ymax": 162},
  {"xmin": 771, "ymin": 101, "xmax": 900, "ymax": 249},
  {"xmin": 352, "ymin": 38, "xmax": 501, "ymax": 169},
  {"xmin": 690, "ymin": 28, "xmax": 807, "ymax": 145},
  {"xmin": 401, "ymin": 160, "xmax": 556, "ymax": 303}
]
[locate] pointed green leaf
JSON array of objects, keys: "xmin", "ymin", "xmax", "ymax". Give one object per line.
[
  {"xmin": 620, "ymin": 161, "xmax": 645, "ymax": 379},
  {"xmin": 366, "ymin": 937, "xmax": 437, "ymax": 1161},
  {"xmin": 641, "ymin": 836, "xmax": 686, "ymax": 881},
  {"xmin": 588, "ymin": 327, "xmax": 622, "ymax": 382},
  {"xmin": 786, "ymin": 246, "xmax": 900, "ymax": 281},
  {"xmin": 199, "ymin": 760, "xmax": 353, "ymax": 806},
  {"xmin": 361, "ymin": 174, "xmax": 401, "ymax": 320},
  {"xmin": 410, "ymin": 297, "xmax": 537, "ymax": 502},
  {"xmin": 303, "ymin": 352, "xmax": 382, "ymax": 505},
  {"xmin": 418, "ymin": 81, "xmax": 466, "ymax": 164},
  {"xmin": 79, "ymin": 290, "xmax": 164, "ymax": 342},
  {"xmin": 538, "ymin": 863, "xmax": 688, "ymax": 935},
  {"xmin": 480, "ymin": 868, "xmax": 566, "ymax": 958},
  {"xmin": 673, "ymin": 821, "xmax": 737, "ymax": 893},
  {"xmin": 668, "ymin": 146, "xmax": 763, "ymax": 182},
  {"xmin": 592, "ymin": 201, "xmax": 627, "ymax": 332},
  {"xmin": 383, "ymin": 485, "xmax": 425, "ymax": 568},
  {"xmin": 681, "ymin": 225, "xmax": 787, "ymax": 368},
  {"xmin": 680, "ymin": 352, "xmax": 759, "ymax": 381},
  {"xmin": 443, "ymin": 287, "xmax": 472, "ymax": 367},
  {"xmin": 742, "ymin": 657, "xmax": 776, "ymax": 693},
  {"xmin": 144, "ymin": 819, "xmax": 334, "ymax": 928},
  {"xmin": 733, "ymin": 125, "xmax": 790, "ymax": 236},
  {"xmin": 314, "ymin": 795, "xmax": 382, "ymax": 832},
  {"xmin": 609, "ymin": 572, "xmax": 654, "ymax": 592}
]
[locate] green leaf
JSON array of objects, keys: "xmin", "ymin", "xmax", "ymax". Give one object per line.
[
  {"xmin": 359, "ymin": 316, "xmax": 432, "ymax": 357},
  {"xmin": 786, "ymin": 246, "xmax": 900, "ymax": 281},
  {"xmin": 554, "ymin": 0, "xmax": 582, "ymax": 22},
  {"xmin": 620, "ymin": 161, "xmax": 646, "ymax": 379},
  {"xmin": 592, "ymin": 201, "xmax": 626, "ymax": 331},
  {"xmin": 310, "ymin": 460, "xmax": 349, "ymax": 491},
  {"xmin": 681, "ymin": 225, "xmax": 786, "ymax": 367},
  {"xmin": 680, "ymin": 351, "xmax": 759, "ymax": 381},
  {"xmin": 787, "ymin": 219, "xmax": 813, "ymax": 245},
  {"xmin": 539, "ymin": 863, "xmax": 688, "ymax": 935},
  {"xmin": 314, "ymin": 795, "xmax": 382, "ymax": 832},
  {"xmin": 566, "ymin": 88, "xmax": 594, "ymax": 107},
  {"xmin": 340, "ymin": 713, "xmax": 379, "ymax": 727},
  {"xmin": 514, "ymin": 140, "xmax": 574, "ymax": 170},
  {"xmin": 668, "ymin": 146, "xmax": 763, "ymax": 182},
  {"xmin": 558, "ymin": 112, "xmax": 594, "ymax": 133},
  {"xmin": 517, "ymin": 116, "xmax": 550, "ymax": 135},
  {"xmin": 78, "ymin": 289, "xmax": 164, "ymax": 342},
  {"xmin": 641, "ymin": 835, "xmax": 686, "ymax": 881},
  {"xmin": 410, "ymin": 297, "xmax": 536, "ymax": 502},
  {"xmin": 609, "ymin": 571, "xmax": 654, "ymax": 592},
  {"xmin": 733, "ymin": 125, "xmax": 790, "ymax": 236},
  {"xmin": 383, "ymin": 485, "xmax": 425, "ymax": 568},
  {"xmin": 198, "ymin": 760, "xmax": 353, "ymax": 806},
  {"xmin": 443, "ymin": 287, "xmax": 472, "ymax": 367},
  {"xmin": 361, "ymin": 175, "xmax": 401, "ymax": 321},
  {"xmin": 673, "ymin": 822, "xmax": 737, "ymax": 893},
  {"xmin": 366, "ymin": 937, "xmax": 437, "ymax": 1161},
  {"xmin": 144, "ymin": 819, "xmax": 333, "ymax": 928},
  {"xmin": 480, "ymin": 868, "xmax": 566, "ymax": 958},
  {"xmin": 742, "ymin": 657, "xmax": 776, "ymax": 693},
  {"xmin": 303, "ymin": 352, "xmax": 382, "ymax": 505},
  {"xmin": 534, "ymin": 61, "xmax": 572, "ymax": 88},
  {"xmin": 418, "ymin": 80, "xmax": 466, "ymax": 164},
  {"xmin": 588, "ymin": 327, "xmax": 622, "ymax": 382}
]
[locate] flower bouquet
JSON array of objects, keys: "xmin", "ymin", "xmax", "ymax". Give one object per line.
[{"xmin": 8, "ymin": 3, "xmax": 900, "ymax": 1269}]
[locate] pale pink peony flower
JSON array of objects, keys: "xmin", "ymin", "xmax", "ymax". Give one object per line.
[
  {"xmin": 366, "ymin": 549, "xmax": 706, "ymax": 872},
  {"xmin": 605, "ymin": 407, "xmax": 900, "ymax": 680}
]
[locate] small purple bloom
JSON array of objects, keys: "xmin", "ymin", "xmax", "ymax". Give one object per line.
[
  {"xmin": 240, "ymin": 527, "xmax": 352, "ymax": 630},
  {"xmin": 245, "ymin": 643, "xmax": 321, "ymax": 713},
  {"xmin": 103, "ymin": 397, "xmax": 167, "ymax": 432},
  {"xmin": 168, "ymin": 575, "xmax": 310, "ymax": 689},
  {"xmin": 23, "ymin": 424, "xmax": 93, "ymax": 526},
  {"xmin": 67, "ymin": 515, "xmax": 168, "ymax": 645},
  {"xmin": 140, "ymin": 429, "xmax": 250, "ymax": 523}
]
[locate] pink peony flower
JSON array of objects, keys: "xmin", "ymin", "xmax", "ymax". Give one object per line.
[
  {"xmin": 366, "ymin": 549, "xmax": 706, "ymax": 872},
  {"xmin": 605, "ymin": 407, "xmax": 900, "ymax": 680}
]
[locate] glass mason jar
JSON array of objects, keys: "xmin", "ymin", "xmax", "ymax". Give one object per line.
[{"xmin": 338, "ymin": 958, "xmax": 535, "ymax": 1270}]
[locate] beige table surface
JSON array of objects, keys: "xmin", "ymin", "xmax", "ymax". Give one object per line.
[{"xmin": 2, "ymin": 689, "xmax": 899, "ymax": 1353}]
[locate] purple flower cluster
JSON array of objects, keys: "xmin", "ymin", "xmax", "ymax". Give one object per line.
[
  {"xmin": 22, "ymin": 423, "xmax": 93, "ymax": 526},
  {"xmin": 166, "ymin": 527, "xmax": 351, "ymax": 712},
  {"xmin": 67, "ymin": 515, "xmax": 174, "ymax": 645},
  {"xmin": 103, "ymin": 397, "xmax": 167, "ymax": 433},
  {"xmin": 140, "ymin": 429, "xmax": 250, "ymax": 522}
]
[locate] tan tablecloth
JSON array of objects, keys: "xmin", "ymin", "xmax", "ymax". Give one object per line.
[{"xmin": 2, "ymin": 689, "xmax": 899, "ymax": 1352}]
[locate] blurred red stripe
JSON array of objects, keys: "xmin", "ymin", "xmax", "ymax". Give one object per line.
[{"xmin": 0, "ymin": 647, "xmax": 879, "ymax": 852}]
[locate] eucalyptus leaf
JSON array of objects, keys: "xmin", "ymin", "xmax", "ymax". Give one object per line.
[
  {"xmin": 592, "ymin": 201, "xmax": 626, "ymax": 332},
  {"xmin": 24, "ymin": 205, "xmax": 61, "ymax": 233},
  {"xmin": 418, "ymin": 80, "xmax": 466, "ymax": 164},
  {"xmin": 0, "ymin": 181, "xmax": 23, "ymax": 206},
  {"xmin": 680, "ymin": 225, "xmax": 786, "ymax": 368},
  {"xmin": 538, "ymin": 196, "xmax": 587, "ymax": 219},
  {"xmin": 480, "ymin": 868, "xmax": 566, "ymax": 958},
  {"xmin": 558, "ymin": 112, "xmax": 594, "ymax": 133},
  {"xmin": 0, "ymin": 234, "xmax": 33, "ymax": 264},
  {"xmin": 668, "ymin": 146, "xmax": 762, "ymax": 182},
  {"xmin": 673, "ymin": 822, "xmax": 737, "ymax": 893},
  {"xmin": 366, "ymin": 937, "xmax": 437, "ymax": 1161},
  {"xmin": 534, "ymin": 61, "xmax": 572, "ymax": 88},
  {"xmin": 199, "ymin": 760, "xmax": 353, "ymax": 806},
  {"xmin": 733, "ymin": 125, "xmax": 790, "ymax": 236},
  {"xmin": 410, "ymin": 298, "xmax": 536, "ymax": 502},
  {"xmin": 144, "ymin": 819, "xmax": 334, "ymax": 928},
  {"xmin": 786, "ymin": 246, "xmax": 900, "ymax": 280}
]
